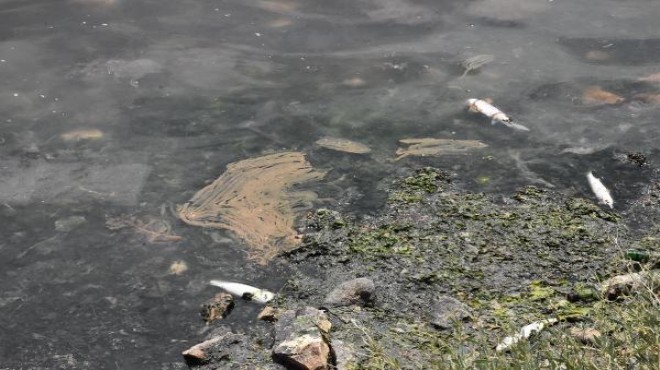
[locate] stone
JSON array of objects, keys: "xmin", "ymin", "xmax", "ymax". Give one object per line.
[
  {"xmin": 257, "ymin": 306, "xmax": 280, "ymax": 322},
  {"xmin": 182, "ymin": 336, "xmax": 221, "ymax": 365},
  {"xmin": 200, "ymin": 293, "xmax": 234, "ymax": 324},
  {"xmin": 323, "ymin": 278, "xmax": 375, "ymax": 308},
  {"xmin": 429, "ymin": 295, "xmax": 472, "ymax": 330},
  {"xmin": 273, "ymin": 334, "xmax": 330, "ymax": 370},
  {"xmin": 272, "ymin": 307, "xmax": 331, "ymax": 370},
  {"xmin": 599, "ymin": 272, "xmax": 659, "ymax": 300},
  {"xmin": 570, "ymin": 327, "xmax": 602, "ymax": 345},
  {"xmin": 330, "ymin": 340, "xmax": 356, "ymax": 370}
]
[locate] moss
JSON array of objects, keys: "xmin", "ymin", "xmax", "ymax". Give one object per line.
[{"xmin": 528, "ymin": 281, "xmax": 556, "ymax": 301}]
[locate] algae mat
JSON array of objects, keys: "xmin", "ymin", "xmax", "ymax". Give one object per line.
[{"xmin": 178, "ymin": 152, "xmax": 326, "ymax": 264}]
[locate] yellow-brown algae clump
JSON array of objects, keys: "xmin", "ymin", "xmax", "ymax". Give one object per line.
[
  {"xmin": 395, "ymin": 138, "xmax": 488, "ymax": 160},
  {"xmin": 61, "ymin": 128, "xmax": 104, "ymax": 142},
  {"xmin": 315, "ymin": 137, "xmax": 372, "ymax": 154},
  {"xmin": 178, "ymin": 152, "xmax": 326, "ymax": 265},
  {"xmin": 169, "ymin": 260, "xmax": 188, "ymax": 275},
  {"xmin": 581, "ymin": 86, "xmax": 625, "ymax": 106}
]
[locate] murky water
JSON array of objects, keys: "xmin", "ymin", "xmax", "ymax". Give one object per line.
[{"xmin": 1, "ymin": 0, "xmax": 659, "ymax": 368}]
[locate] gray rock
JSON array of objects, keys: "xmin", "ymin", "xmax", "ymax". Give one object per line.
[
  {"xmin": 273, "ymin": 307, "xmax": 331, "ymax": 370},
  {"xmin": 330, "ymin": 340, "xmax": 356, "ymax": 370},
  {"xmin": 323, "ymin": 278, "xmax": 375, "ymax": 308},
  {"xmin": 429, "ymin": 295, "xmax": 472, "ymax": 330}
]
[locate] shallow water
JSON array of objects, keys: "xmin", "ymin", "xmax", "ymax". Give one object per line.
[{"xmin": 1, "ymin": 0, "xmax": 659, "ymax": 368}]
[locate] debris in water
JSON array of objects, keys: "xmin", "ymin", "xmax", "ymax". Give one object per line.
[
  {"xmin": 496, "ymin": 318, "xmax": 558, "ymax": 352},
  {"xmin": 466, "ymin": 99, "xmax": 530, "ymax": 131},
  {"xmin": 639, "ymin": 72, "xmax": 660, "ymax": 83},
  {"xmin": 395, "ymin": 138, "xmax": 487, "ymax": 160},
  {"xmin": 459, "ymin": 54, "xmax": 494, "ymax": 78},
  {"xmin": 178, "ymin": 152, "xmax": 325, "ymax": 264},
  {"xmin": 315, "ymin": 137, "xmax": 372, "ymax": 154},
  {"xmin": 584, "ymin": 50, "xmax": 610, "ymax": 62},
  {"xmin": 581, "ymin": 86, "xmax": 624, "ymax": 106},
  {"xmin": 586, "ymin": 172, "xmax": 614, "ymax": 208},
  {"xmin": 168, "ymin": 260, "xmax": 188, "ymax": 275},
  {"xmin": 106, "ymin": 215, "xmax": 182, "ymax": 243},
  {"xmin": 209, "ymin": 280, "xmax": 274, "ymax": 304},
  {"xmin": 633, "ymin": 93, "xmax": 660, "ymax": 105},
  {"xmin": 60, "ymin": 129, "xmax": 104, "ymax": 142},
  {"xmin": 342, "ymin": 77, "xmax": 366, "ymax": 87},
  {"xmin": 200, "ymin": 292, "xmax": 234, "ymax": 323}
]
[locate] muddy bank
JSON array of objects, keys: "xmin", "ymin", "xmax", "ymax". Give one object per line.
[{"xmin": 186, "ymin": 163, "xmax": 660, "ymax": 369}]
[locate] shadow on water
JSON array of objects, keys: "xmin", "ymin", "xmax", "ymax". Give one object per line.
[{"xmin": 1, "ymin": 0, "xmax": 660, "ymax": 367}]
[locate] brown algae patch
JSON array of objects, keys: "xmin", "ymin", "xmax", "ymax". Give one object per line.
[
  {"xmin": 395, "ymin": 138, "xmax": 487, "ymax": 160},
  {"xmin": 315, "ymin": 137, "xmax": 372, "ymax": 154},
  {"xmin": 581, "ymin": 86, "xmax": 625, "ymax": 106},
  {"xmin": 60, "ymin": 128, "xmax": 104, "ymax": 142},
  {"xmin": 106, "ymin": 215, "xmax": 182, "ymax": 243},
  {"xmin": 178, "ymin": 152, "xmax": 326, "ymax": 265}
]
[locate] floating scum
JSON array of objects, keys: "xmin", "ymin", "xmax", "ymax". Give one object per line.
[{"xmin": 178, "ymin": 152, "xmax": 326, "ymax": 265}]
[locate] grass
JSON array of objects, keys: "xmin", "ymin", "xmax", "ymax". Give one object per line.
[{"xmin": 350, "ymin": 270, "xmax": 659, "ymax": 370}]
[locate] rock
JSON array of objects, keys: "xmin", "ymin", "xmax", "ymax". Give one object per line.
[
  {"xmin": 330, "ymin": 340, "xmax": 356, "ymax": 370},
  {"xmin": 182, "ymin": 336, "xmax": 221, "ymax": 365},
  {"xmin": 600, "ymin": 272, "xmax": 659, "ymax": 300},
  {"xmin": 200, "ymin": 293, "xmax": 234, "ymax": 324},
  {"xmin": 570, "ymin": 327, "xmax": 601, "ymax": 345},
  {"xmin": 273, "ymin": 307, "xmax": 331, "ymax": 370},
  {"xmin": 257, "ymin": 306, "xmax": 280, "ymax": 322},
  {"xmin": 273, "ymin": 335, "xmax": 330, "ymax": 370},
  {"xmin": 429, "ymin": 295, "xmax": 472, "ymax": 330},
  {"xmin": 182, "ymin": 331, "xmax": 255, "ymax": 368},
  {"xmin": 323, "ymin": 278, "xmax": 375, "ymax": 308}
]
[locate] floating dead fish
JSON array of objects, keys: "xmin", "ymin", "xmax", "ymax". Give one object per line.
[
  {"xmin": 496, "ymin": 318, "xmax": 558, "ymax": 352},
  {"xmin": 466, "ymin": 99, "xmax": 530, "ymax": 131},
  {"xmin": 315, "ymin": 137, "xmax": 372, "ymax": 154},
  {"xmin": 459, "ymin": 54, "xmax": 494, "ymax": 78},
  {"xmin": 587, "ymin": 172, "xmax": 614, "ymax": 208},
  {"xmin": 209, "ymin": 280, "xmax": 274, "ymax": 304},
  {"xmin": 395, "ymin": 138, "xmax": 487, "ymax": 160},
  {"xmin": 581, "ymin": 86, "xmax": 624, "ymax": 106}
]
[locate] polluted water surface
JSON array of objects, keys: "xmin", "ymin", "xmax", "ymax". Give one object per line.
[{"xmin": 1, "ymin": 0, "xmax": 660, "ymax": 368}]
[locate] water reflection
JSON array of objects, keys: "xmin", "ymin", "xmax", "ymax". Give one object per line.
[{"xmin": 1, "ymin": 0, "xmax": 659, "ymax": 367}]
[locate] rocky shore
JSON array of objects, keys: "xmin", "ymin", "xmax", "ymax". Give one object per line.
[{"xmin": 182, "ymin": 166, "xmax": 660, "ymax": 369}]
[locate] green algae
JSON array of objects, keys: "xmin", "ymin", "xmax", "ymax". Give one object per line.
[{"xmin": 274, "ymin": 167, "xmax": 660, "ymax": 370}]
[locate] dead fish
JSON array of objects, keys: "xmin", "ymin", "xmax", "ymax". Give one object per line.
[
  {"xmin": 587, "ymin": 171, "xmax": 614, "ymax": 208},
  {"xmin": 209, "ymin": 280, "xmax": 274, "ymax": 304},
  {"xmin": 496, "ymin": 318, "xmax": 558, "ymax": 352},
  {"xmin": 466, "ymin": 99, "xmax": 530, "ymax": 131}
]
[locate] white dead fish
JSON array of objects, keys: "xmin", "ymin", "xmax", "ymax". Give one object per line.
[
  {"xmin": 496, "ymin": 318, "xmax": 558, "ymax": 352},
  {"xmin": 586, "ymin": 171, "xmax": 614, "ymax": 208},
  {"xmin": 466, "ymin": 99, "xmax": 530, "ymax": 131},
  {"xmin": 209, "ymin": 280, "xmax": 275, "ymax": 304}
]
